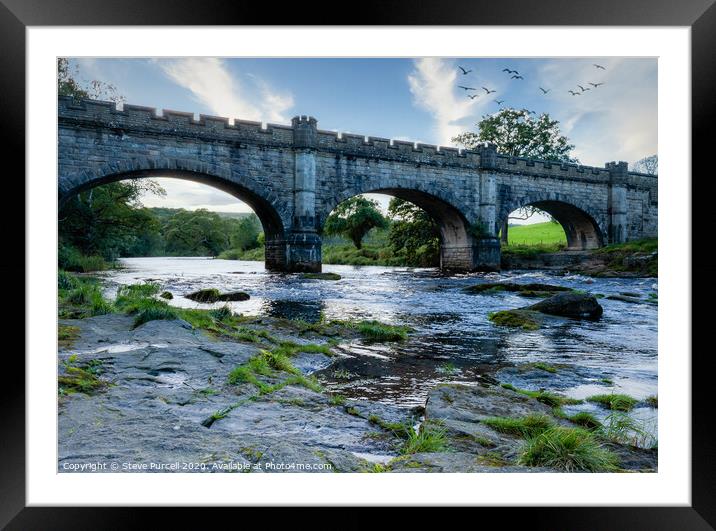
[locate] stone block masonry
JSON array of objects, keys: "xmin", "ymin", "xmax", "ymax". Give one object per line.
[{"xmin": 58, "ymin": 97, "xmax": 658, "ymax": 272}]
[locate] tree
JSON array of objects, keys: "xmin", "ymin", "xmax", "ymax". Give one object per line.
[
  {"xmin": 229, "ymin": 214, "xmax": 262, "ymax": 251},
  {"xmin": 633, "ymin": 154, "xmax": 658, "ymax": 175},
  {"xmin": 453, "ymin": 108, "xmax": 577, "ymax": 243},
  {"xmin": 387, "ymin": 198, "xmax": 440, "ymax": 267},
  {"xmin": 59, "ymin": 180, "xmax": 165, "ymax": 262},
  {"xmin": 163, "ymin": 209, "xmax": 233, "ymax": 256},
  {"xmin": 58, "ymin": 58, "xmax": 125, "ymax": 103},
  {"xmin": 324, "ymin": 196, "xmax": 388, "ymax": 249}
]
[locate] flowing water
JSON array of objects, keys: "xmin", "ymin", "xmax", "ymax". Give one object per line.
[{"xmin": 102, "ymin": 257, "xmax": 658, "ymax": 441}]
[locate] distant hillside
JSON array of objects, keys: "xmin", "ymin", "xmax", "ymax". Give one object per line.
[{"xmin": 146, "ymin": 207, "xmax": 255, "ymax": 221}]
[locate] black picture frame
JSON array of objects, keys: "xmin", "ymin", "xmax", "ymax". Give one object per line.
[{"xmin": 3, "ymin": 0, "xmax": 712, "ymax": 526}]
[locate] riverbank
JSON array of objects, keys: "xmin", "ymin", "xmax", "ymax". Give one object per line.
[
  {"xmin": 58, "ymin": 269, "xmax": 657, "ymax": 473},
  {"xmin": 218, "ymin": 238, "xmax": 658, "ymax": 277}
]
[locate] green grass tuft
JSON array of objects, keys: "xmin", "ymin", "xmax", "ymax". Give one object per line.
[
  {"xmin": 519, "ymin": 426, "xmax": 620, "ymax": 472},
  {"xmin": 483, "ymin": 413, "xmax": 555, "ymax": 438},
  {"xmin": 569, "ymin": 412, "xmax": 603, "ymax": 430},
  {"xmin": 533, "ymin": 362, "xmax": 558, "ymax": 374},
  {"xmin": 400, "ymin": 422, "xmax": 449, "ymax": 454},
  {"xmin": 587, "ymin": 393, "xmax": 639, "ymax": 412}
]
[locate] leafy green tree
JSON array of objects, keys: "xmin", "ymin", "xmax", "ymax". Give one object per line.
[
  {"xmin": 229, "ymin": 214, "xmax": 262, "ymax": 251},
  {"xmin": 387, "ymin": 198, "xmax": 440, "ymax": 267},
  {"xmin": 163, "ymin": 209, "xmax": 234, "ymax": 256},
  {"xmin": 452, "ymin": 108, "xmax": 577, "ymax": 162},
  {"xmin": 453, "ymin": 108, "xmax": 576, "ymax": 243},
  {"xmin": 59, "ymin": 180, "xmax": 165, "ymax": 262},
  {"xmin": 324, "ymin": 196, "xmax": 388, "ymax": 249}
]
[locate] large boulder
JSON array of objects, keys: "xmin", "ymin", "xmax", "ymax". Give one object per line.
[
  {"xmin": 185, "ymin": 288, "xmax": 250, "ymax": 303},
  {"xmin": 216, "ymin": 291, "xmax": 250, "ymax": 302},
  {"xmin": 527, "ymin": 292, "xmax": 603, "ymax": 320}
]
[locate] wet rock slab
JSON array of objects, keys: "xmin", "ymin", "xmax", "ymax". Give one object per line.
[{"xmin": 58, "ymin": 316, "xmax": 412, "ymax": 473}]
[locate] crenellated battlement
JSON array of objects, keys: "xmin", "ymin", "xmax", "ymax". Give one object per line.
[{"xmin": 59, "ymin": 97, "xmax": 657, "ymax": 182}]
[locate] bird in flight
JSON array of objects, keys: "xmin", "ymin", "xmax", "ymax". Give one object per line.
[
  {"xmin": 483, "ymin": 86, "xmax": 497, "ymax": 94},
  {"xmin": 511, "ymin": 75, "xmax": 524, "ymax": 80},
  {"xmin": 593, "ymin": 63, "xmax": 606, "ymax": 70},
  {"xmin": 502, "ymin": 68, "xmax": 519, "ymax": 75},
  {"xmin": 467, "ymin": 94, "xmax": 478, "ymax": 99},
  {"xmin": 539, "ymin": 87, "xmax": 551, "ymax": 94},
  {"xmin": 577, "ymin": 85, "xmax": 590, "ymax": 92},
  {"xmin": 458, "ymin": 85, "xmax": 477, "ymax": 91},
  {"xmin": 568, "ymin": 90, "xmax": 581, "ymax": 96},
  {"xmin": 458, "ymin": 65, "xmax": 473, "ymax": 75},
  {"xmin": 495, "ymin": 100, "xmax": 504, "ymax": 105},
  {"xmin": 589, "ymin": 82, "xmax": 605, "ymax": 87}
]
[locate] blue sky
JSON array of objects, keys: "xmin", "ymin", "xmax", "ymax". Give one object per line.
[{"xmin": 70, "ymin": 57, "xmax": 657, "ymax": 219}]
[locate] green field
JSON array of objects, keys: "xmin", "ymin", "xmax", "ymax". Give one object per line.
[{"xmin": 504, "ymin": 222, "xmax": 567, "ymax": 246}]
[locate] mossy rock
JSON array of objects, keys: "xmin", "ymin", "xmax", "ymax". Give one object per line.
[
  {"xmin": 527, "ymin": 292, "xmax": 603, "ymax": 320},
  {"xmin": 465, "ymin": 282, "xmax": 572, "ymax": 297},
  {"xmin": 160, "ymin": 291, "xmax": 173, "ymax": 300},
  {"xmin": 301, "ymin": 272, "xmax": 342, "ymax": 281},
  {"xmin": 186, "ymin": 288, "xmax": 222, "ymax": 302},
  {"xmin": 185, "ymin": 288, "xmax": 249, "ymax": 302},
  {"xmin": 216, "ymin": 291, "xmax": 250, "ymax": 301},
  {"xmin": 488, "ymin": 309, "xmax": 543, "ymax": 331}
]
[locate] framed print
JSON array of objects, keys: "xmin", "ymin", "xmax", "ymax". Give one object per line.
[{"xmin": 3, "ymin": 0, "xmax": 713, "ymax": 526}]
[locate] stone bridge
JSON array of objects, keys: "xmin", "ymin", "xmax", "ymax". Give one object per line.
[{"xmin": 58, "ymin": 96, "xmax": 658, "ymax": 272}]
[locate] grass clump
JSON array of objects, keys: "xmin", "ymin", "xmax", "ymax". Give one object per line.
[
  {"xmin": 483, "ymin": 413, "xmax": 554, "ymax": 438},
  {"xmin": 500, "ymin": 383, "xmax": 582, "ymax": 407},
  {"xmin": 368, "ymin": 415, "xmax": 414, "ymax": 439},
  {"xmin": 226, "ymin": 343, "xmax": 326, "ymax": 395},
  {"xmin": 58, "ymin": 358, "xmax": 108, "ymax": 395},
  {"xmin": 519, "ymin": 426, "xmax": 620, "ymax": 472},
  {"xmin": 329, "ymin": 394, "xmax": 346, "ymax": 406},
  {"xmin": 58, "ymin": 324, "xmax": 80, "ymax": 347},
  {"xmin": 400, "ymin": 422, "xmax": 449, "ymax": 455},
  {"xmin": 569, "ymin": 412, "xmax": 602, "ymax": 430},
  {"xmin": 587, "ymin": 393, "xmax": 639, "ymax": 412},
  {"xmin": 59, "ymin": 274, "xmax": 115, "ymax": 317},
  {"xmin": 599, "ymin": 412, "xmax": 657, "ymax": 448},
  {"xmin": 335, "ymin": 319, "xmax": 411, "ymax": 342},
  {"xmin": 645, "ymin": 395, "xmax": 658, "ymax": 408},
  {"xmin": 488, "ymin": 310, "xmax": 541, "ymax": 331},
  {"xmin": 533, "ymin": 362, "xmax": 558, "ymax": 374}
]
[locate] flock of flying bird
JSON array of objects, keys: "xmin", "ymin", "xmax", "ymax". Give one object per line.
[{"xmin": 455, "ymin": 63, "xmax": 608, "ymax": 110}]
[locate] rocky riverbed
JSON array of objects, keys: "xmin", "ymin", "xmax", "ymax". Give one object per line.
[{"xmin": 59, "ymin": 304, "xmax": 656, "ymax": 473}]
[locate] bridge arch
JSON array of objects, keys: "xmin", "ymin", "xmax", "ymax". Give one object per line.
[
  {"xmin": 497, "ymin": 194, "xmax": 606, "ymax": 250},
  {"xmin": 58, "ymin": 158, "xmax": 290, "ymax": 270},
  {"xmin": 321, "ymin": 185, "xmax": 477, "ymax": 270}
]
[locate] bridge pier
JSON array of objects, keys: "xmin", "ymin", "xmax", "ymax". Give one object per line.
[{"xmin": 607, "ymin": 161, "xmax": 628, "ymax": 244}]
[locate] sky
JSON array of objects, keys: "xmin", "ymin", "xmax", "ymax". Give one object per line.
[{"xmin": 68, "ymin": 57, "xmax": 657, "ymax": 222}]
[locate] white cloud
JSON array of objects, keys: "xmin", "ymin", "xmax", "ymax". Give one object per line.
[
  {"xmin": 407, "ymin": 58, "xmax": 491, "ymax": 146},
  {"xmin": 158, "ymin": 58, "xmax": 294, "ymax": 124},
  {"xmin": 140, "ymin": 178, "xmax": 253, "ymax": 213}
]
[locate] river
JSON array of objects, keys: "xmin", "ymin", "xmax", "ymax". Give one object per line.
[{"xmin": 101, "ymin": 256, "xmax": 658, "ymax": 439}]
